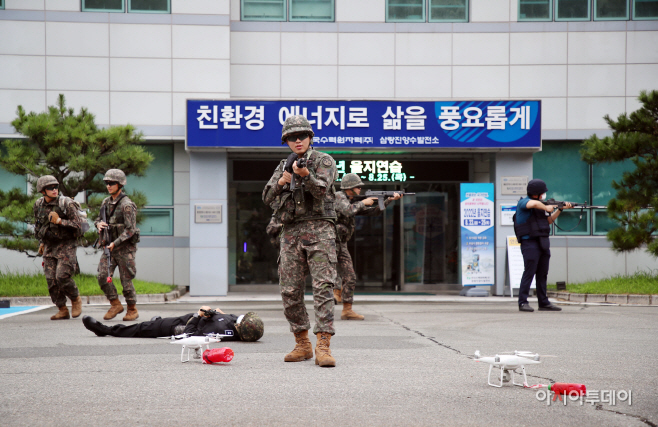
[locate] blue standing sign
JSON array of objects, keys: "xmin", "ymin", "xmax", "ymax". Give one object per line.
[
  {"xmin": 186, "ymin": 100, "xmax": 541, "ymax": 149},
  {"xmin": 460, "ymin": 183, "xmax": 495, "ymax": 287}
]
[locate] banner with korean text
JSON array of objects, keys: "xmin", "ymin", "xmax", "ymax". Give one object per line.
[
  {"xmin": 186, "ymin": 100, "xmax": 541, "ymax": 149},
  {"xmin": 460, "ymin": 183, "xmax": 495, "ymax": 287}
]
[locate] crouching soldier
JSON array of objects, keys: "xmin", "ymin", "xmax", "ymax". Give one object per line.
[
  {"xmin": 33, "ymin": 175, "xmax": 84, "ymax": 320},
  {"xmin": 95, "ymin": 169, "xmax": 140, "ymax": 321}
]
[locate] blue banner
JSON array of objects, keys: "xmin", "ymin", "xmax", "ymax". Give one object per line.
[
  {"xmin": 186, "ymin": 100, "xmax": 541, "ymax": 149},
  {"xmin": 460, "ymin": 183, "xmax": 495, "ymax": 287}
]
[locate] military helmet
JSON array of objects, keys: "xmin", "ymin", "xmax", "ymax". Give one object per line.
[
  {"xmin": 281, "ymin": 115, "xmax": 314, "ymax": 144},
  {"xmin": 527, "ymin": 179, "xmax": 548, "ymax": 196},
  {"xmin": 104, "ymin": 169, "xmax": 127, "ymax": 186},
  {"xmin": 235, "ymin": 312, "xmax": 264, "ymax": 342},
  {"xmin": 341, "ymin": 173, "xmax": 364, "ymax": 190},
  {"xmin": 36, "ymin": 175, "xmax": 59, "ymax": 193}
]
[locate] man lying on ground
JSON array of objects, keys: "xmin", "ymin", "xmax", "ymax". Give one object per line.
[{"xmin": 82, "ymin": 306, "xmax": 264, "ymax": 342}]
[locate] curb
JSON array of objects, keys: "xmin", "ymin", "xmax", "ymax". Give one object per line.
[
  {"xmin": 2, "ymin": 286, "xmax": 187, "ymax": 307},
  {"xmin": 547, "ymin": 291, "xmax": 657, "ymax": 306}
]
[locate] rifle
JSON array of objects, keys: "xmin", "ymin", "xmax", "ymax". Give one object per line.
[
  {"xmin": 357, "ymin": 190, "xmax": 415, "ymax": 210},
  {"xmin": 541, "ymin": 198, "xmax": 588, "ymax": 210},
  {"xmin": 200, "ymin": 308, "xmax": 218, "ymax": 318},
  {"xmin": 283, "ymin": 153, "xmax": 310, "ymax": 192},
  {"xmin": 96, "ymin": 204, "xmax": 113, "ymax": 284}
]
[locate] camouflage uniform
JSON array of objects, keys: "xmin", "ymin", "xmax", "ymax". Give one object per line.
[
  {"xmin": 94, "ymin": 192, "xmax": 140, "ymax": 305},
  {"xmin": 335, "ymin": 190, "xmax": 392, "ymax": 303},
  {"xmin": 263, "ymin": 147, "xmax": 338, "ymax": 335},
  {"xmin": 33, "ymin": 196, "xmax": 83, "ymax": 307},
  {"xmin": 266, "ymin": 215, "xmax": 283, "ymax": 250}
]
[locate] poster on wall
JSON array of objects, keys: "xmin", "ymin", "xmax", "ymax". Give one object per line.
[
  {"xmin": 506, "ymin": 236, "xmax": 535, "ymax": 298},
  {"xmin": 460, "ymin": 183, "xmax": 495, "ymax": 286}
]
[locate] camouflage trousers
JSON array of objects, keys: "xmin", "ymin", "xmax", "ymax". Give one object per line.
[
  {"xmin": 97, "ymin": 247, "xmax": 137, "ymax": 305},
  {"xmin": 335, "ymin": 241, "xmax": 357, "ymax": 304},
  {"xmin": 43, "ymin": 256, "xmax": 80, "ymax": 308},
  {"xmin": 279, "ymin": 229, "xmax": 337, "ymax": 335}
]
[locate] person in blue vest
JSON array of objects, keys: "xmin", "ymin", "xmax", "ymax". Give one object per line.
[{"xmin": 514, "ymin": 179, "xmax": 571, "ymax": 312}]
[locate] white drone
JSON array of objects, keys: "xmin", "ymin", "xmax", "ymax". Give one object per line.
[
  {"xmin": 473, "ymin": 350, "xmax": 545, "ymax": 388},
  {"xmin": 159, "ymin": 333, "xmax": 230, "ymax": 363}
]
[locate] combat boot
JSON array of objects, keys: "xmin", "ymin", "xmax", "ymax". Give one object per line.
[
  {"xmin": 284, "ymin": 330, "xmax": 313, "ymax": 362},
  {"xmin": 315, "ymin": 332, "xmax": 336, "ymax": 367},
  {"xmin": 103, "ymin": 298, "xmax": 124, "ymax": 320},
  {"xmin": 122, "ymin": 304, "xmax": 139, "ymax": 321},
  {"xmin": 70, "ymin": 296, "xmax": 82, "ymax": 318},
  {"xmin": 333, "ymin": 289, "xmax": 342, "ymax": 304},
  {"xmin": 82, "ymin": 315, "xmax": 110, "ymax": 337},
  {"xmin": 50, "ymin": 306, "xmax": 70, "ymax": 320},
  {"xmin": 341, "ymin": 303, "xmax": 364, "ymax": 320}
]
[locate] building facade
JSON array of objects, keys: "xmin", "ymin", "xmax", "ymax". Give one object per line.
[{"xmin": 0, "ymin": 0, "xmax": 657, "ymax": 296}]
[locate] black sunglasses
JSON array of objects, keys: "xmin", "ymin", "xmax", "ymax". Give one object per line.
[
  {"xmin": 285, "ymin": 133, "xmax": 309, "ymax": 143},
  {"xmin": 44, "ymin": 184, "xmax": 59, "ymax": 191},
  {"xmin": 104, "ymin": 181, "xmax": 119, "ymax": 187}
]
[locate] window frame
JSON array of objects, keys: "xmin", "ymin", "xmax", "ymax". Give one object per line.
[
  {"xmin": 128, "ymin": 0, "xmax": 171, "ymax": 14},
  {"xmin": 386, "ymin": 0, "xmax": 427, "ymax": 23},
  {"xmin": 594, "ymin": 0, "xmax": 629, "ymax": 20},
  {"xmin": 289, "ymin": 0, "xmax": 335, "ymax": 22},
  {"xmin": 82, "ymin": 0, "xmax": 126, "ymax": 13},
  {"xmin": 554, "ymin": 209, "xmax": 591, "ymax": 236},
  {"xmin": 0, "ymin": 0, "xmax": 4, "ymax": 10},
  {"xmin": 241, "ymin": 0, "xmax": 287, "ymax": 21},
  {"xmin": 518, "ymin": 0, "xmax": 554, "ymax": 22},
  {"xmin": 633, "ymin": 0, "xmax": 658, "ymax": 19},
  {"xmin": 555, "ymin": 0, "xmax": 591, "ymax": 21}
]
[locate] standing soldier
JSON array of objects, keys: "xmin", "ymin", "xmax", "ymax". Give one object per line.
[
  {"xmin": 95, "ymin": 169, "xmax": 141, "ymax": 321},
  {"xmin": 334, "ymin": 173, "xmax": 402, "ymax": 320},
  {"xmin": 33, "ymin": 175, "xmax": 84, "ymax": 320},
  {"xmin": 263, "ymin": 115, "xmax": 339, "ymax": 368}
]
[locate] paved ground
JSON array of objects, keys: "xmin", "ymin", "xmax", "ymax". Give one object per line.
[{"xmin": 1, "ymin": 298, "xmax": 656, "ymax": 427}]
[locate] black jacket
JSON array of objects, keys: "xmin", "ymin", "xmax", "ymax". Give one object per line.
[{"xmin": 183, "ymin": 313, "xmax": 240, "ymax": 341}]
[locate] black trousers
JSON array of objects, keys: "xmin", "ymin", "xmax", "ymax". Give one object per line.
[
  {"xmin": 107, "ymin": 313, "xmax": 195, "ymax": 338},
  {"xmin": 518, "ymin": 238, "xmax": 551, "ymax": 307}
]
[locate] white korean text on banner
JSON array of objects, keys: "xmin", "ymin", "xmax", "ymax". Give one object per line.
[
  {"xmin": 187, "ymin": 100, "xmax": 541, "ymax": 149},
  {"xmin": 460, "ymin": 183, "xmax": 495, "ymax": 286}
]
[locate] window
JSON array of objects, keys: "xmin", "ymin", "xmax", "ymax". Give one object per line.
[
  {"xmin": 0, "ymin": 0, "xmax": 4, "ymax": 10},
  {"xmin": 241, "ymin": 0, "xmax": 335, "ymax": 21},
  {"xmin": 595, "ymin": 0, "xmax": 629, "ymax": 19},
  {"xmin": 290, "ymin": 0, "xmax": 334, "ymax": 21},
  {"xmin": 556, "ymin": 0, "xmax": 591, "ymax": 20},
  {"xmin": 82, "ymin": 0, "xmax": 170, "ymax": 13},
  {"xmin": 429, "ymin": 0, "xmax": 468, "ymax": 22},
  {"xmin": 634, "ymin": 0, "xmax": 658, "ymax": 18},
  {"xmin": 387, "ymin": 0, "xmax": 425, "ymax": 22},
  {"xmin": 128, "ymin": 0, "xmax": 170, "ymax": 13},
  {"xmin": 130, "ymin": 144, "xmax": 174, "ymax": 236},
  {"xmin": 519, "ymin": 0, "xmax": 553, "ymax": 21}
]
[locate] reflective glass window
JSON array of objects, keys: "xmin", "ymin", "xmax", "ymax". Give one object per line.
[
  {"xmin": 592, "ymin": 159, "xmax": 634, "ymax": 207},
  {"xmin": 595, "ymin": 0, "xmax": 629, "ymax": 19},
  {"xmin": 0, "ymin": 147, "xmax": 26, "ymax": 194},
  {"xmin": 139, "ymin": 209, "xmax": 173, "ymax": 236},
  {"xmin": 556, "ymin": 0, "xmax": 591, "ymax": 20},
  {"xmin": 554, "ymin": 209, "xmax": 590, "ymax": 235},
  {"xmin": 634, "ymin": 0, "xmax": 658, "ymax": 19},
  {"xmin": 429, "ymin": 0, "xmax": 468, "ymax": 22},
  {"xmin": 387, "ymin": 0, "xmax": 426, "ymax": 22},
  {"xmin": 592, "ymin": 208, "xmax": 619, "ymax": 235},
  {"xmin": 82, "ymin": 0, "xmax": 125, "ymax": 12},
  {"xmin": 290, "ymin": 0, "xmax": 334, "ymax": 21},
  {"xmin": 533, "ymin": 141, "xmax": 590, "ymax": 205},
  {"xmin": 130, "ymin": 145, "xmax": 174, "ymax": 207},
  {"xmin": 519, "ymin": 0, "xmax": 553, "ymax": 21},
  {"xmin": 0, "ymin": 1, "xmax": 4, "ymax": 10},
  {"xmin": 242, "ymin": 0, "xmax": 287, "ymax": 21},
  {"xmin": 129, "ymin": 0, "xmax": 170, "ymax": 13}
]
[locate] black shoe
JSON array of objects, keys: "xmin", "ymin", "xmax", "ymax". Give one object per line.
[
  {"xmin": 83, "ymin": 315, "xmax": 109, "ymax": 337},
  {"xmin": 538, "ymin": 304, "xmax": 562, "ymax": 311},
  {"xmin": 519, "ymin": 303, "xmax": 534, "ymax": 312},
  {"xmin": 150, "ymin": 316, "xmax": 162, "ymax": 322}
]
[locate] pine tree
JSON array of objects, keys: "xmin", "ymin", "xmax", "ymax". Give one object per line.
[
  {"xmin": 0, "ymin": 94, "xmax": 153, "ymax": 255},
  {"xmin": 581, "ymin": 90, "xmax": 658, "ymax": 257}
]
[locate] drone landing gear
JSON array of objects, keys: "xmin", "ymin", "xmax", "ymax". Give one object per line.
[
  {"xmin": 487, "ymin": 365, "xmax": 528, "ymax": 387},
  {"xmin": 180, "ymin": 345, "xmax": 210, "ymax": 363}
]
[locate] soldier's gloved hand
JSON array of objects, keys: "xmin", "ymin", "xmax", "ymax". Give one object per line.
[
  {"xmin": 38, "ymin": 243, "xmax": 44, "ymax": 256},
  {"xmin": 48, "ymin": 211, "xmax": 61, "ymax": 224}
]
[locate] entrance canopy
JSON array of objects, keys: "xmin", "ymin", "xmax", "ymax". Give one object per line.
[{"xmin": 186, "ymin": 100, "xmax": 542, "ymax": 151}]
